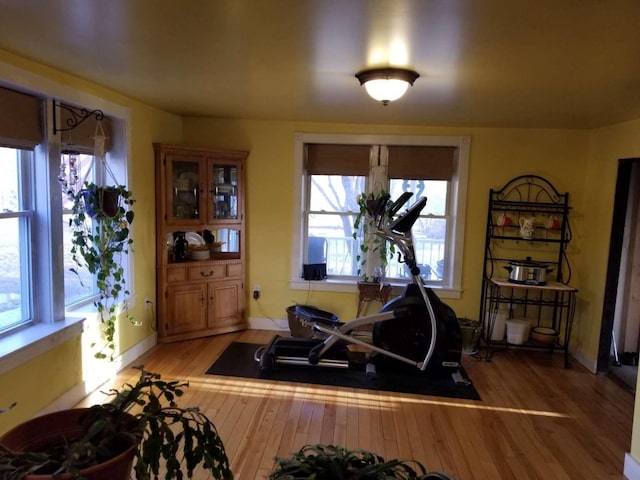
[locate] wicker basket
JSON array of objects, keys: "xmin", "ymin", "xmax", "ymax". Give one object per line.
[{"xmin": 286, "ymin": 305, "xmax": 314, "ymax": 338}]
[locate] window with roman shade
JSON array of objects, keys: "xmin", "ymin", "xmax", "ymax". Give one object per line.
[
  {"xmin": 295, "ymin": 133, "xmax": 469, "ymax": 296},
  {"xmin": 0, "ymin": 86, "xmax": 42, "ymax": 334}
]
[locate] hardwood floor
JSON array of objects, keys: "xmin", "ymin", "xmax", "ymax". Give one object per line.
[{"xmin": 78, "ymin": 330, "xmax": 634, "ymax": 479}]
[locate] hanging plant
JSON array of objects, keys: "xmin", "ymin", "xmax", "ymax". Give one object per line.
[
  {"xmin": 353, "ymin": 190, "xmax": 395, "ymax": 282},
  {"xmin": 69, "ymin": 181, "xmax": 135, "ymax": 360}
]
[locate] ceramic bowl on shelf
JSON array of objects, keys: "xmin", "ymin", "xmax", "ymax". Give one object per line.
[{"xmin": 531, "ymin": 327, "xmax": 558, "ymax": 344}]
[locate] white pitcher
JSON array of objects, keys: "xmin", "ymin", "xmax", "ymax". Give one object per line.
[{"xmin": 519, "ymin": 216, "xmax": 535, "ymax": 239}]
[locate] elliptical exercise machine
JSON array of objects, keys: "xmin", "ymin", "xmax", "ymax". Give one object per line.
[{"xmin": 255, "ymin": 192, "xmax": 464, "ymax": 381}]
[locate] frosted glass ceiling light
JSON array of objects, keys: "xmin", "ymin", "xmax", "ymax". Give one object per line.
[{"xmin": 355, "ymin": 67, "xmax": 419, "ymax": 105}]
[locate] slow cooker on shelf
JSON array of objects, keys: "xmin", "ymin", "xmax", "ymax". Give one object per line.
[{"xmin": 504, "ymin": 257, "xmax": 554, "ymax": 285}]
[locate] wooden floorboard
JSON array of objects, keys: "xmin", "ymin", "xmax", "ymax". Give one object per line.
[{"xmin": 77, "ymin": 330, "xmax": 634, "ymax": 479}]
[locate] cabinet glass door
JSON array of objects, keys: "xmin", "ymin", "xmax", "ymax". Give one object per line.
[
  {"xmin": 168, "ymin": 156, "xmax": 202, "ymax": 224},
  {"xmin": 209, "ymin": 162, "xmax": 239, "ymax": 221}
]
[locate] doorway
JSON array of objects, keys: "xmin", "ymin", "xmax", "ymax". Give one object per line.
[{"xmin": 597, "ymin": 158, "xmax": 640, "ymax": 392}]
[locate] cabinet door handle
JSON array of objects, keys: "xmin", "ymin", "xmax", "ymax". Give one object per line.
[{"xmin": 200, "ymin": 270, "xmax": 214, "ymax": 277}]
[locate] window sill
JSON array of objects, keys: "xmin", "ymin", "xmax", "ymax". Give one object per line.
[
  {"xmin": 289, "ymin": 278, "xmax": 462, "ymax": 299},
  {"xmin": 0, "ymin": 315, "xmax": 87, "ymax": 376}
]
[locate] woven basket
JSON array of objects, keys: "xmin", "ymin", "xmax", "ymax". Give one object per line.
[{"xmin": 286, "ymin": 305, "xmax": 314, "ymax": 338}]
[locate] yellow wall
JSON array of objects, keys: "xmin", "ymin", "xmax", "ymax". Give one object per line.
[
  {"xmin": 0, "ymin": 48, "xmax": 183, "ymax": 434},
  {"xmin": 182, "ymin": 118, "xmax": 591, "ymax": 331}
]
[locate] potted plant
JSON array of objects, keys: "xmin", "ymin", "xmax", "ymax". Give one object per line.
[
  {"xmin": 353, "ymin": 191, "xmax": 395, "ymax": 282},
  {"xmin": 268, "ymin": 444, "xmax": 454, "ymax": 479},
  {"xmin": 0, "ymin": 366, "xmax": 233, "ymax": 480},
  {"xmin": 68, "ymin": 181, "xmax": 136, "ymax": 360}
]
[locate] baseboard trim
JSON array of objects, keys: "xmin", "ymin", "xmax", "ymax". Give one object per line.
[
  {"xmin": 573, "ymin": 347, "xmax": 598, "ymax": 374},
  {"xmin": 625, "ymin": 452, "xmax": 640, "ymax": 479},
  {"xmin": 37, "ymin": 332, "xmax": 157, "ymax": 415}
]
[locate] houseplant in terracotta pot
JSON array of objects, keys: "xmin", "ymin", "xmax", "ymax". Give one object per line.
[
  {"xmin": 0, "ymin": 366, "xmax": 233, "ymax": 480},
  {"xmin": 68, "ymin": 181, "xmax": 136, "ymax": 360}
]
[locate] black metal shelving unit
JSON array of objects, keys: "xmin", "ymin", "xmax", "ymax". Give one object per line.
[{"xmin": 479, "ymin": 174, "xmax": 577, "ymax": 368}]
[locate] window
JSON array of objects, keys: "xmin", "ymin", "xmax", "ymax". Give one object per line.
[
  {"xmin": 58, "ymin": 104, "xmax": 116, "ymax": 309},
  {"xmin": 0, "ymin": 86, "xmax": 41, "ymax": 335},
  {"xmin": 0, "ymin": 147, "xmax": 34, "ymax": 332},
  {"xmin": 292, "ymin": 133, "xmax": 470, "ymax": 298},
  {"xmin": 0, "ymin": 84, "xmax": 131, "ymax": 343}
]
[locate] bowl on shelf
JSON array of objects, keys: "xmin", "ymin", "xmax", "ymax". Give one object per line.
[
  {"xmin": 188, "ymin": 244, "xmax": 210, "ymax": 261},
  {"xmin": 531, "ymin": 327, "xmax": 558, "ymax": 344}
]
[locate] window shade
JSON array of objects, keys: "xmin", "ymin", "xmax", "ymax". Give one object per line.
[
  {"xmin": 0, "ymin": 86, "xmax": 42, "ymax": 148},
  {"xmin": 306, "ymin": 144, "xmax": 370, "ymax": 176},
  {"xmin": 388, "ymin": 145, "xmax": 456, "ymax": 180},
  {"xmin": 60, "ymin": 103, "xmax": 112, "ymax": 152}
]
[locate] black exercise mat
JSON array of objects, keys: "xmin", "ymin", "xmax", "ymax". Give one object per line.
[{"xmin": 206, "ymin": 342, "xmax": 480, "ymax": 401}]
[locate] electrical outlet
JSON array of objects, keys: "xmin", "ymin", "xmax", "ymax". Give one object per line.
[{"xmin": 253, "ymin": 284, "xmax": 260, "ymax": 300}]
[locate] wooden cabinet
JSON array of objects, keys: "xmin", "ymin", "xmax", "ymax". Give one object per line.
[{"xmin": 154, "ymin": 143, "xmax": 248, "ymax": 343}]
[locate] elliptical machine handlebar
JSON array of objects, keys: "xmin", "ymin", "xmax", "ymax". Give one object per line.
[{"xmin": 372, "ymin": 193, "xmax": 439, "ymax": 371}]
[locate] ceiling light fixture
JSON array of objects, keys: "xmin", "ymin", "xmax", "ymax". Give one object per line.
[{"xmin": 355, "ymin": 67, "xmax": 420, "ymax": 105}]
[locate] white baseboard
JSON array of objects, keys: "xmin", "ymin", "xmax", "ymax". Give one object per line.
[
  {"xmin": 248, "ymin": 316, "xmax": 289, "ymax": 332},
  {"xmin": 573, "ymin": 347, "xmax": 597, "ymax": 373},
  {"xmin": 37, "ymin": 332, "xmax": 157, "ymax": 415},
  {"xmin": 625, "ymin": 453, "xmax": 640, "ymax": 479}
]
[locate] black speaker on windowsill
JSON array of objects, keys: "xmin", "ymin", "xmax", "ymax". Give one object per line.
[{"xmin": 303, "ymin": 263, "xmax": 327, "ymax": 281}]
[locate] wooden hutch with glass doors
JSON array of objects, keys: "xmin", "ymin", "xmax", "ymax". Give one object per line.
[{"xmin": 154, "ymin": 143, "xmax": 247, "ymax": 343}]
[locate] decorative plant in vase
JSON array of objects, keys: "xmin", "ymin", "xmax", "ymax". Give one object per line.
[
  {"xmin": 69, "ymin": 181, "xmax": 136, "ymax": 360},
  {"xmin": 0, "ymin": 366, "xmax": 233, "ymax": 480},
  {"xmin": 353, "ymin": 190, "xmax": 395, "ymax": 283}
]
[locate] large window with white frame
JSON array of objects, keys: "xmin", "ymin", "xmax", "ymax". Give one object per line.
[
  {"xmin": 0, "ymin": 84, "xmax": 130, "ymax": 340},
  {"xmin": 292, "ymin": 133, "xmax": 470, "ymax": 298}
]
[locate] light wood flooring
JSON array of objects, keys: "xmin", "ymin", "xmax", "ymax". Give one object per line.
[{"xmin": 78, "ymin": 330, "xmax": 634, "ymax": 479}]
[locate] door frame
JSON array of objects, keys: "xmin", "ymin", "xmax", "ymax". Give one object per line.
[{"xmin": 597, "ymin": 158, "xmax": 638, "ymax": 373}]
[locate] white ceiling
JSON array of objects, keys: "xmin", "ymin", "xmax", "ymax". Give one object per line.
[{"xmin": 1, "ymin": 0, "xmax": 639, "ymax": 129}]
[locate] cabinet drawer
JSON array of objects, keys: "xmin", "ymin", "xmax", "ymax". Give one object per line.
[
  {"xmin": 188, "ymin": 265, "xmax": 226, "ymax": 280},
  {"xmin": 227, "ymin": 263, "xmax": 242, "ymax": 277},
  {"xmin": 167, "ymin": 267, "xmax": 187, "ymax": 283}
]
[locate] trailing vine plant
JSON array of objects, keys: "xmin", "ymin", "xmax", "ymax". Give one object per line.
[
  {"xmin": 69, "ymin": 181, "xmax": 136, "ymax": 360},
  {"xmin": 353, "ymin": 190, "xmax": 395, "ymax": 282}
]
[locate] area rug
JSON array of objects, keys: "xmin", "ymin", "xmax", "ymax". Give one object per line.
[{"xmin": 205, "ymin": 342, "xmax": 480, "ymax": 401}]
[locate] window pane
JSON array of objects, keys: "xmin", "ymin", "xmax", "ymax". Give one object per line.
[
  {"xmin": 388, "ymin": 179, "xmax": 448, "ymax": 283},
  {"xmin": 389, "ymin": 179, "xmax": 447, "ymax": 216},
  {"xmin": 0, "ymin": 217, "xmax": 30, "ymax": 331},
  {"xmin": 309, "ymin": 175, "xmax": 365, "ymax": 212},
  {"xmin": 308, "ymin": 213, "xmax": 359, "ymax": 276},
  {"xmin": 63, "ymin": 213, "xmax": 96, "ymax": 305},
  {"xmin": 307, "ymin": 175, "xmax": 365, "ymax": 276},
  {"xmin": 0, "ymin": 147, "xmax": 32, "ymax": 333},
  {"xmin": 62, "ymin": 153, "xmax": 98, "ymax": 306}
]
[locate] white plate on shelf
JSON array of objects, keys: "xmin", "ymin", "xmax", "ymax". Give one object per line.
[{"xmin": 185, "ymin": 231, "xmax": 205, "ymax": 246}]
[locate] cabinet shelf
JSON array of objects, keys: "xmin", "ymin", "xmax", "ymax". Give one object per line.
[{"xmin": 479, "ymin": 175, "xmax": 576, "ymax": 368}]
